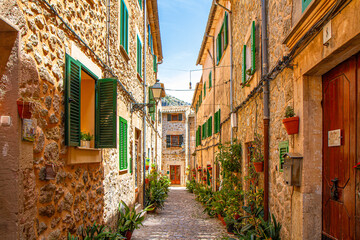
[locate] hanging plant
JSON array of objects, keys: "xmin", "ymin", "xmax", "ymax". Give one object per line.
[
  {"xmin": 215, "ymin": 140, "xmax": 242, "ymax": 173},
  {"xmin": 282, "ymin": 106, "xmax": 299, "ymax": 135},
  {"xmin": 353, "ymin": 162, "xmax": 360, "ymax": 169},
  {"xmin": 250, "ymin": 133, "xmax": 264, "ymax": 173}
]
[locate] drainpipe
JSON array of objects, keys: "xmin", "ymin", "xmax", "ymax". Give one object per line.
[
  {"xmin": 214, "ymin": 0, "xmax": 232, "ymax": 144},
  {"xmin": 261, "ymin": 0, "xmax": 270, "ymax": 221},
  {"xmin": 143, "ymin": 0, "xmax": 147, "ymax": 207}
]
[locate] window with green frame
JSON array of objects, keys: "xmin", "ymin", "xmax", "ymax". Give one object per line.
[
  {"xmin": 208, "ymin": 116, "xmax": 212, "ymax": 137},
  {"xmin": 242, "ymin": 21, "xmax": 256, "ymax": 84},
  {"xmin": 138, "ymin": 0, "xmax": 142, "ymax": 10},
  {"xmin": 137, "ymin": 36, "xmax": 142, "ymax": 77},
  {"xmin": 153, "ymin": 55, "xmax": 157, "ymax": 73},
  {"xmin": 279, "ymin": 141, "xmax": 289, "ymax": 172},
  {"xmin": 148, "ymin": 88, "xmax": 155, "ymax": 121},
  {"xmin": 216, "ymin": 12, "xmax": 229, "ymax": 65},
  {"xmin": 120, "ymin": 0, "xmax": 129, "ymax": 53},
  {"xmin": 119, "ymin": 117, "xmax": 128, "ymax": 171},
  {"xmin": 302, "ymin": 0, "xmax": 313, "ymax": 12},
  {"xmin": 148, "ymin": 24, "xmax": 153, "ymax": 54},
  {"xmin": 209, "ymin": 71, "xmax": 212, "ymax": 89},
  {"xmin": 214, "ymin": 109, "xmax": 221, "ymax": 134},
  {"xmin": 65, "ymin": 54, "xmax": 117, "ymax": 148},
  {"xmin": 204, "ymin": 82, "xmax": 206, "ymax": 97}
]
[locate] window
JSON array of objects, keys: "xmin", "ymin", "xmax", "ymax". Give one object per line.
[
  {"xmin": 166, "ymin": 135, "xmax": 184, "ymax": 148},
  {"xmin": 209, "ymin": 71, "xmax": 212, "ymax": 89},
  {"xmin": 138, "ymin": 0, "xmax": 142, "ymax": 10},
  {"xmin": 167, "ymin": 114, "xmax": 183, "ymax": 121},
  {"xmin": 279, "ymin": 141, "xmax": 289, "ymax": 172},
  {"xmin": 242, "ymin": 21, "xmax": 256, "ymax": 85},
  {"xmin": 196, "ymin": 126, "xmax": 202, "ymax": 146},
  {"xmin": 120, "ymin": 0, "xmax": 129, "ymax": 53},
  {"xmin": 214, "ymin": 109, "xmax": 221, "ymax": 133},
  {"xmin": 216, "ymin": 12, "xmax": 229, "ymax": 65},
  {"xmin": 148, "ymin": 24, "xmax": 153, "ymax": 54},
  {"xmin": 302, "ymin": 0, "xmax": 313, "ymax": 12},
  {"xmin": 153, "ymin": 55, "xmax": 157, "ymax": 73},
  {"xmin": 137, "ymin": 35, "xmax": 142, "ymax": 77},
  {"xmin": 119, "ymin": 117, "xmax": 128, "ymax": 171},
  {"xmin": 65, "ymin": 54, "xmax": 117, "ymax": 148},
  {"xmin": 207, "ymin": 116, "xmax": 212, "ymax": 137}
]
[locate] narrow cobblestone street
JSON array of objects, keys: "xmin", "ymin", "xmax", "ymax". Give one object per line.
[{"xmin": 132, "ymin": 188, "xmax": 229, "ymax": 240}]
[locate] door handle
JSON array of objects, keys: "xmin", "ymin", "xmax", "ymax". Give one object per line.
[{"xmin": 330, "ymin": 178, "xmax": 339, "ymax": 201}]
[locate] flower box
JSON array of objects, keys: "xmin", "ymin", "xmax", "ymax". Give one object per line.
[
  {"xmin": 253, "ymin": 162, "xmax": 264, "ymax": 172},
  {"xmin": 282, "ymin": 116, "xmax": 299, "ymax": 135}
]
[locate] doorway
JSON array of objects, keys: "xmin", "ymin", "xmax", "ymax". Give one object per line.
[
  {"xmin": 170, "ymin": 165, "xmax": 181, "ymax": 185},
  {"xmin": 322, "ymin": 54, "xmax": 358, "ymax": 239}
]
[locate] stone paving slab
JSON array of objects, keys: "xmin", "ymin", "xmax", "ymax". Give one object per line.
[{"xmin": 132, "ymin": 188, "xmax": 230, "ymax": 240}]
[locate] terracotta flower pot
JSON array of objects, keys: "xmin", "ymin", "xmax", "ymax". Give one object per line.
[
  {"xmin": 282, "ymin": 116, "xmax": 299, "ymax": 135},
  {"xmin": 145, "ymin": 178, "xmax": 149, "ymax": 184},
  {"xmin": 218, "ymin": 214, "xmax": 226, "ymax": 226},
  {"xmin": 145, "ymin": 165, "xmax": 149, "ymax": 170},
  {"xmin": 16, "ymin": 100, "xmax": 32, "ymax": 119},
  {"xmin": 125, "ymin": 230, "xmax": 133, "ymax": 240},
  {"xmin": 253, "ymin": 162, "xmax": 264, "ymax": 172}
]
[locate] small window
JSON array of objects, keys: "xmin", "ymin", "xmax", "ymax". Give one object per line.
[
  {"xmin": 209, "ymin": 71, "xmax": 212, "ymax": 89},
  {"xmin": 166, "ymin": 135, "xmax": 184, "ymax": 148},
  {"xmin": 120, "ymin": 0, "xmax": 129, "ymax": 53},
  {"xmin": 65, "ymin": 54, "xmax": 117, "ymax": 148},
  {"xmin": 137, "ymin": 36, "xmax": 142, "ymax": 77},
  {"xmin": 216, "ymin": 12, "xmax": 229, "ymax": 65}
]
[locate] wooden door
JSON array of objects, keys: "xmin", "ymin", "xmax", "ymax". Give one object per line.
[
  {"xmin": 170, "ymin": 165, "xmax": 181, "ymax": 185},
  {"xmin": 322, "ymin": 55, "xmax": 357, "ymax": 240}
]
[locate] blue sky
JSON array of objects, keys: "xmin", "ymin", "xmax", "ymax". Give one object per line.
[{"xmin": 157, "ymin": 0, "xmax": 212, "ymax": 104}]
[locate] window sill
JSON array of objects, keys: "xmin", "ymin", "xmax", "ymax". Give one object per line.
[
  {"xmin": 119, "ymin": 170, "xmax": 128, "ymax": 175},
  {"xmin": 283, "ymin": 0, "xmax": 337, "ymax": 49},
  {"xmin": 67, "ymin": 147, "xmax": 101, "ymax": 165},
  {"xmin": 120, "ymin": 45, "xmax": 130, "ymax": 62}
]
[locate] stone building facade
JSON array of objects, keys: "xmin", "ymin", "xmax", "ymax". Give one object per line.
[
  {"xmin": 161, "ymin": 106, "xmax": 194, "ymax": 186},
  {"xmin": 193, "ymin": 0, "xmax": 360, "ymax": 239},
  {"xmin": 0, "ymin": 0, "xmax": 163, "ymax": 239}
]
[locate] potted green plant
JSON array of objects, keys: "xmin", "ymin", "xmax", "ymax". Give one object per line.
[
  {"xmin": 251, "ymin": 134, "xmax": 264, "ymax": 173},
  {"xmin": 81, "ymin": 132, "xmax": 94, "ymax": 148},
  {"xmin": 282, "ymin": 106, "xmax": 299, "ymax": 135},
  {"xmin": 117, "ymin": 201, "xmax": 153, "ymax": 240}
]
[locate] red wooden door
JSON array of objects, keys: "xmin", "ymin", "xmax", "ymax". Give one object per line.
[
  {"xmin": 170, "ymin": 165, "xmax": 181, "ymax": 185},
  {"xmin": 322, "ymin": 56, "xmax": 357, "ymax": 239}
]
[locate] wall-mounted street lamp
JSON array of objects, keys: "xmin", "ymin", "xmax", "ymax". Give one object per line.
[{"xmin": 131, "ymin": 80, "xmax": 165, "ymax": 113}]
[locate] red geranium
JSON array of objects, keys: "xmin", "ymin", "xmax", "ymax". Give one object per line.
[{"xmin": 353, "ymin": 162, "xmax": 360, "ymax": 169}]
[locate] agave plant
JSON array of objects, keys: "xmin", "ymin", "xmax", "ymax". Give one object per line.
[
  {"xmin": 117, "ymin": 200, "xmax": 153, "ymax": 236},
  {"xmin": 67, "ymin": 222, "xmax": 123, "ymax": 240}
]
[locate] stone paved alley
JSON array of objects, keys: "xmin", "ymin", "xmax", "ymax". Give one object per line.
[{"xmin": 132, "ymin": 188, "xmax": 229, "ymax": 240}]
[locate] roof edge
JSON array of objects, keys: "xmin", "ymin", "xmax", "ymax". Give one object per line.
[{"xmin": 147, "ymin": 0, "xmax": 163, "ymax": 61}]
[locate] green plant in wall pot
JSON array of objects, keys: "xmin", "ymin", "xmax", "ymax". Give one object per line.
[
  {"xmin": 282, "ymin": 105, "xmax": 299, "ymax": 135},
  {"xmin": 251, "ymin": 134, "xmax": 264, "ymax": 173}
]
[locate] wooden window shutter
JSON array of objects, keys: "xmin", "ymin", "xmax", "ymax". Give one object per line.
[
  {"xmin": 251, "ymin": 21, "xmax": 256, "ymax": 73},
  {"xmin": 216, "ymin": 35, "xmax": 220, "ymax": 64},
  {"xmin": 204, "ymin": 82, "xmax": 206, "ymax": 97},
  {"xmin": 148, "ymin": 88, "xmax": 155, "ymax": 114},
  {"xmin": 166, "ymin": 135, "xmax": 171, "ymax": 148},
  {"xmin": 167, "ymin": 114, "xmax": 171, "ymax": 121},
  {"xmin": 120, "ymin": 0, "xmax": 129, "ymax": 53},
  {"xmin": 153, "ymin": 55, "xmax": 157, "ymax": 73},
  {"xmin": 65, "ymin": 54, "xmax": 81, "ymax": 147},
  {"xmin": 137, "ymin": 36, "xmax": 142, "ymax": 77},
  {"xmin": 119, "ymin": 117, "xmax": 128, "ymax": 170},
  {"xmin": 96, "ymin": 78, "xmax": 117, "ymax": 148},
  {"xmin": 224, "ymin": 12, "xmax": 228, "ymax": 49},
  {"xmin": 279, "ymin": 141, "xmax": 289, "ymax": 172},
  {"xmin": 242, "ymin": 45, "xmax": 247, "ymax": 84},
  {"xmin": 209, "ymin": 71, "xmax": 212, "ymax": 88},
  {"xmin": 208, "ymin": 116, "xmax": 212, "ymax": 136},
  {"xmin": 138, "ymin": 0, "xmax": 142, "ymax": 9},
  {"xmin": 302, "ymin": 0, "xmax": 313, "ymax": 12},
  {"xmin": 214, "ymin": 112, "xmax": 218, "ymax": 133},
  {"xmin": 179, "ymin": 135, "xmax": 184, "ymax": 146},
  {"xmin": 178, "ymin": 113, "xmax": 183, "ymax": 121}
]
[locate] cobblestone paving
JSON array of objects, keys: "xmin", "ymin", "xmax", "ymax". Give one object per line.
[{"xmin": 132, "ymin": 187, "xmax": 230, "ymax": 240}]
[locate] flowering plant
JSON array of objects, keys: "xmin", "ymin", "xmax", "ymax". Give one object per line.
[{"xmin": 353, "ymin": 162, "xmax": 360, "ymax": 169}]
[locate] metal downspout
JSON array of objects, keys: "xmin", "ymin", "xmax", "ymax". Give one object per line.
[
  {"xmin": 261, "ymin": 0, "xmax": 270, "ymax": 221},
  {"xmin": 143, "ymin": 0, "xmax": 147, "ymax": 207}
]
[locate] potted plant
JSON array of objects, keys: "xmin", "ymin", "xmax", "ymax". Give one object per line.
[
  {"xmin": 207, "ymin": 164, "xmax": 212, "ymax": 170},
  {"xmin": 80, "ymin": 132, "xmax": 94, "ymax": 148},
  {"xmin": 282, "ymin": 106, "xmax": 299, "ymax": 135},
  {"xmin": 353, "ymin": 162, "xmax": 360, "ymax": 169},
  {"xmin": 117, "ymin": 201, "xmax": 153, "ymax": 240},
  {"xmin": 251, "ymin": 134, "xmax": 264, "ymax": 173}
]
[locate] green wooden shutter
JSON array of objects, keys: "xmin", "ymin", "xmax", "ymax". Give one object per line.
[
  {"xmin": 251, "ymin": 21, "xmax": 256, "ymax": 74},
  {"xmin": 224, "ymin": 12, "xmax": 228, "ymax": 49},
  {"xmin": 179, "ymin": 135, "xmax": 184, "ymax": 146},
  {"xmin": 178, "ymin": 113, "xmax": 183, "ymax": 121},
  {"xmin": 208, "ymin": 116, "xmax": 212, "ymax": 137},
  {"xmin": 138, "ymin": 0, "xmax": 142, "ymax": 9},
  {"xmin": 137, "ymin": 36, "xmax": 142, "ymax": 77},
  {"xmin": 207, "ymin": 168, "xmax": 210, "ymax": 186},
  {"xmin": 242, "ymin": 45, "xmax": 247, "ymax": 84},
  {"xmin": 209, "ymin": 71, "xmax": 212, "ymax": 88},
  {"xmin": 216, "ymin": 35, "xmax": 220, "ymax": 64},
  {"xmin": 279, "ymin": 141, "xmax": 289, "ymax": 172},
  {"xmin": 148, "ymin": 88, "xmax": 155, "ymax": 115},
  {"xmin": 120, "ymin": 0, "xmax": 129, "ymax": 53},
  {"xmin": 166, "ymin": 135, "xmax": 170, "ymax": 148},
  {"xmin": 204, "ymin": 82, "xmax": 206, "ymax": 97},
  {"xmin": 302, "ymin": 0, "xmax": 312, "ymax": 12},
  {"xmin": 119, "ymin": 117, "xmax": 128, "ymax": 170},
  {"xmin": 214, "ymin": 111, "xmax": 218, "ymax": 134},
  {"xmin": 65, "ymin": 55, "xmax": 81, "ymax": 147},
  {"xmin": 96, "ymin": 78, "xmax": 117, "ymax": 148},
  {"xmin": 153, "ymin": 55, "xmax": 157, "ymax": 73},
  {"xmin": 167, "ymin": 114, "xmax": 171, "ymax": 121}
]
